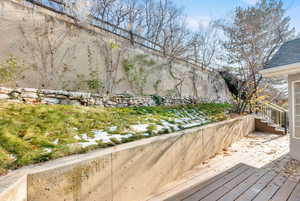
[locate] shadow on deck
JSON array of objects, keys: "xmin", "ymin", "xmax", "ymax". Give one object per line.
[{"xmin": 163, "ymin": 154, "xmax": 300, "ymax": 201}]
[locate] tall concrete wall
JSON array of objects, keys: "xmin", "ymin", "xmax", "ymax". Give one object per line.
[
  {"xmin": 0, "ymin": 0, "xmax": 231, "ymax": 101},
  {"xmin": 0, "ymin": 115, "xmax": 255, "ymax": 201}
]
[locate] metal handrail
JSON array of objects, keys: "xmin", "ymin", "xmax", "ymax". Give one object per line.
[
  {"xmin": 260, "ymin": 103, "xmax": 289, "ymax": 134},
  {"xmin": 20, "ymin": 0, "xmax": 213, "ymax": 72}
]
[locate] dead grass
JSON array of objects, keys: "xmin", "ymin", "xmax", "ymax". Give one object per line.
[{"xmin": 0, "ymin": 101, "xmax": 231, "ymax": 174}]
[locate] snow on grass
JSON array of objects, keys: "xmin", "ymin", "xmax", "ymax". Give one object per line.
[
  {"xmin": 0, "ymin": 102, "xmax": 231, "ymax": 173},
  {"xmin": 130, "ymin": 124, "xmax": 149, "ymax": 132},
  {"xmin": 76, "ymin": 131, "xmax": 134, "ymax": 148},
  {"xmin": 70, "ymin": 108, "xmax": 215, "ymax": 149},
  {"xmin": 43, "ymin": 148, "xmax": 53, "ymax": 153}
]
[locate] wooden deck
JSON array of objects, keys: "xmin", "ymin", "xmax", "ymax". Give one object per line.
[
  {"xmin": 165, "ymin": 159, "xmax": 300, "ymax": 201},
  {"xmin": 147, "ymin": 133, "xmax": 300, "ymax": 201}
]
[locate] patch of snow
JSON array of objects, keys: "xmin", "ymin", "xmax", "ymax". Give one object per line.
[
  {"xmin": 75, "ymin": 131, "xmax": 134, "ymax": 148},
  {"xmin": 130, "ymin": 124, "xmax": 149, "ymax": 132},
  {"xmin": 53, "ymin": 139, "xmax": 59, "ymax": 145},
  {"xmin": 43, "ymin": 148, "xmax": 52, "ymax": 153},
  {"xmin": 74, "ymin": 135, "xmax": 81, "ymax": 140},
  {"xmin": 109, "ymin": 126, "xmax": 117, "ymax": 132},
  {"xmin": 9, "ymin": 154, "xmax": 17, "ymax": 161}
]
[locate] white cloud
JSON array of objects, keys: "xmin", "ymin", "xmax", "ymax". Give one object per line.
[
  {"xmin": 243, "ymin": 0, "xmax": 259, "ymax": 5},
  {"xmin": 186, "ymin": 16, "xmax": 211, "ymax": 30}
]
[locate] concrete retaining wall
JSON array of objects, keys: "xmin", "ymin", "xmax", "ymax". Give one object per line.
[
  {"xmin": 0, "ymin": 0, "xmax": 232, "ymax": 101},
  {"xmin": 0, "ymin": 115, "xmax": 255, "ymax": 201}
]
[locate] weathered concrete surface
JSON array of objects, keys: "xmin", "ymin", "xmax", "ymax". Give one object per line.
[
  {"xmin": 0, "ymin": 174, "xmax": 27, "ymax": 201},
  {"xmin": 27, "ymin": 155, "xmax": 112, "ymax": 201},
  {"xmin": 0, "ymin": 0, "xmax": 231, "ymax": 101},
  {"xmin": 0, "ymin": 116, "xmax": 255, "ymax": 201}
]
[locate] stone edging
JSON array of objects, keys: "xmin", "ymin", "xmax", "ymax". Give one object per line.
[{"xmin": 0, "ymin": 87, "xmax": 230, "ymax": 107}]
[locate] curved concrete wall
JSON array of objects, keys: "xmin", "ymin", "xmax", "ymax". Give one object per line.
[{"xmin": 0, "ymin": 116, "xmax": 255, "ymax": 201}]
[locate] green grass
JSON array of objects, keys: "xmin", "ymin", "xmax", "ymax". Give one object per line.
[{"xmin": 0, "ymin": 102, "xmax": 232, "ymax": 174}]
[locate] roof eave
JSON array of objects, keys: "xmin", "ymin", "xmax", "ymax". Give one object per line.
[{"xmin": 260, "ymin": 62, "xmax": 300, "ymax": 78}]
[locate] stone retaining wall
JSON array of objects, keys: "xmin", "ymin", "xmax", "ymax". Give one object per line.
[
  {"xmin": 0, "ymin": 87, "xmax": 229, "ymax": 107},
  {"xmin": 0, "ymin": 116, "xmax": 255, "ymax": 201}
]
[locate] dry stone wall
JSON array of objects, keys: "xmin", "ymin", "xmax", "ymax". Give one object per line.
[
  {"xmin": 0, "ymin": 87, "xmax": 229, "ymax": 107},
  {"xmin": 0, "ymin": 0, "xmax": 232, "ymax": 102}
]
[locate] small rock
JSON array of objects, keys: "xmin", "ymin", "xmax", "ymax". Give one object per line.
[
  {"xmin": 23, "ymin": 98, "xmax": 39, "ymax": 104},
  {"xmin": 23, "ymin": 88, "xmax": 38, "ymax": 93},
  {"xmin": 45, "ymin": 94, "xmax": 68, "ymax": 99},
  {"xmin": 60, "ymin": 99, "xmax": 81, "ymax": 106},
  {"xmin": 21, "ymin": 92, "xmax": 39, "ymax": 99},
  {"xmin": 41, "ymin": 98, "xmax": 60, "ymax": 105},
  {"xmin": 0, "ymin": 87, "xmax": 13, "ymax": 94},
  {"xmin": 10, "ymin": 91, "xmax": 21, "ymax": 99},
  {"xmin": 0, "ymin": 94, "xmax": 10, "ymax": 100},
  {"xmin": 69, "ymin": 92, "xmax": 91, "ymax": 99}
]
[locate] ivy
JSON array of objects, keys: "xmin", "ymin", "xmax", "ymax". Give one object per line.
[
  {"xmin": 122, "ymin": 54, "xmax": 158, "ymax": 95},
  {"xmin": 151, "ymin": 95, "xmax": 165, "ymax": 105},
  {"xmin": 0, "ymin": 56, "xmax": 24, "ymax": 84}
]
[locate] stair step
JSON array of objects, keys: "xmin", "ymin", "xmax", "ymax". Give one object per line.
[
  {"xmin": 275, "ymin": 127, "xmax": 285, "ymax": 132},
  {"xmin": 255, "ymin": 118, "xmax": 287, "ymax": 135}
]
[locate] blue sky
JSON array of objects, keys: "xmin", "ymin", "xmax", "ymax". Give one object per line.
[{"xmin": 172, "ymin": 0, "xmax": 300, "ymax": 33}]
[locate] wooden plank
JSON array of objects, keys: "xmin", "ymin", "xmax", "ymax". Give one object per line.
[
  {"xmin": 235, "ymin": 170, "xmax": 277, "ymax": 201},
  {"xmin": 288, "ymin": 182, "xmax": 300, "ymax": 201},
  {"xmin": 199, "ymin": 168, "xmax": 256, "ymax": 201},
  {"xmin": 217, "ymin": 169, "xmax": 268, "ymax": 201},
  {"xmin": 163, "ymin": 164, "xmax": 245, "ymax": 201},
  {"xmin": 271, "ymin": 179, "xmax": 298, "ymax": 201},
  {"xmin": 252, "ymin": 173, "xmax": 287, "ymax": 201},
  {"xmin": 182, "ymin": 165, "xmax": 250, "ymax": 201}
]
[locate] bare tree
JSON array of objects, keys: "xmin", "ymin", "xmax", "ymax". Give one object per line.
[{"xmin": 217, "ymin": 0, "xmax": 295, "ymax": 113}]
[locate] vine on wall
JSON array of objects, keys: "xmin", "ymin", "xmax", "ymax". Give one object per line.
[
  {"xmin": 0, "ymin": 56, "xmax": 25, "ymax": 85},
  {"xmin": 18, "ymin": 15, "xmax": 78, "ymax": 89},
  {"xmin": 96, "ymin": 39, "xmax": 124, "ymax": 95},
  {"xmin": 122, "ymin": 54, "xmax": 158, "ymax": 95}
]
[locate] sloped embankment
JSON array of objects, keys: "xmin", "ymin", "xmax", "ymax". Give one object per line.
[{"xmin": 0, "ymin": 102, "xmax": 231, "ymax": 174}]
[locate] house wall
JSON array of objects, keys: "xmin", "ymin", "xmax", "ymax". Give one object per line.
[{"xmin": 288, "ymin": 73, "xmax": 300, "ymax": 161}]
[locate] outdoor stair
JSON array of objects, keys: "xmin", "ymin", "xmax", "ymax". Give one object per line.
[{"xmin": 255, "ymin": 117, "xmax": 287, "ymax": 135}]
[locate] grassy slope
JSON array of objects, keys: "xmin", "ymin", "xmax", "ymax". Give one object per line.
[{"xmin": 0, "ymin": 102, "xmax": 231, "ymax": 174}]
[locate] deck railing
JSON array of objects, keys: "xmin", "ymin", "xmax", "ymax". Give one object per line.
[{"xmin": 260, "ymin": 103, "xmax": 289, "ymax": 134}]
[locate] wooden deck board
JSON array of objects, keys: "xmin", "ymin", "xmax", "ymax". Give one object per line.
[
  {"xmin": 217, "ymin": 169, "xmax": 268, "ymax": 201},
  {"xmin": 252, "ymin": 173, "xmax": 288, "ymax": 201},
  {"xmin": 288, "ymin": 182, "xmax": 300, "ymax": 201},
  {"xmin": 182, "ymin": 165, "xmax": 249, "ymax": 201},
  {"xmin": 271, "ymin": 179, "xmax": 298, "ymax": 201},
  {"xmin": 234, "ymin": 170, "xmax": 278, "ymax": 201},
  {"xmin": 199, "ymin": 168, "xmax": 256, "ymax": 201},
  {"xmin": 163, "ymin": 164, "xmax": 244, "ymax": 201}
]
